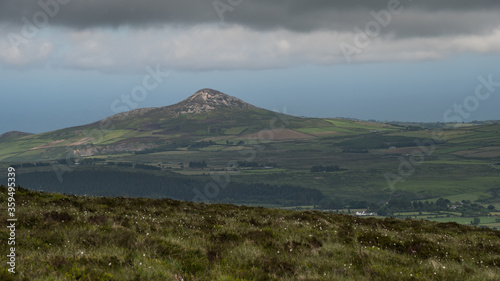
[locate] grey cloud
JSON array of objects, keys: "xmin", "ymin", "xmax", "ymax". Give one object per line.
[{"xmin": 1, "ymin": 0, "xmax": 500, "ymax": 38}]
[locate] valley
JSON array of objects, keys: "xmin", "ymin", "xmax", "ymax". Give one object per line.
[{"xmin": 1, "ymin": 89, "xmax": 499, "ymax": 228}]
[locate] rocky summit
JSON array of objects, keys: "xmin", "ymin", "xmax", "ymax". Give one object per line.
[
  {"xmin": 108, "ymin": 88, "xmax": 258, "ymax": 121},
  {"xmin": 171, "ymin": 88, "xmax": 257, "ymax": 114}
]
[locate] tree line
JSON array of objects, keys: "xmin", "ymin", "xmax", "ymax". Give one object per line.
[{"xmin": 2, "ymin": 169, "xmax": 325, "ymax": 207}]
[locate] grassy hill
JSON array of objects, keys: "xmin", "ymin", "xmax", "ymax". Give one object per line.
[
  {"xmin": 1, "ymin": 186, "xmax": 500, "ymax": 280},
  {"xmin": 0, "ymin": 90, "xmax": 337, "ymax": 162}
]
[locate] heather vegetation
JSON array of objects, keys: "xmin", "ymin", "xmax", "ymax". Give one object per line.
[{"xmin": 1, "ymin": 186, "xmax": 500, "ymax": 280}]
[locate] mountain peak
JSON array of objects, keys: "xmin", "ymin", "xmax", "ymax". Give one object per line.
[
  {"xmin": 173, "ymin": 88, "xmax": 257, "ymax": 114},
  {"xmin": 189, "ymin": 88, "xmax": 228, "ymax": 100}
]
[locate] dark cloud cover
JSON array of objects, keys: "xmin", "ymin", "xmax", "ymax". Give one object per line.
[{"xmin": 1, "ymin": 0, "xmax": 500, "ymax": 37}]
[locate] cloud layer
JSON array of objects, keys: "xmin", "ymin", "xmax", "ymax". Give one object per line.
[
  {"xmin": 2, "ymin": 24, "xmax": 500, "ymax": 71},
  {"xmin": 1, "ymin": 0, "xmax": 500, "ymax": 71},
  {"xmin": 2, "ymin": 0, "xmax": 500, "ymax": 36}
]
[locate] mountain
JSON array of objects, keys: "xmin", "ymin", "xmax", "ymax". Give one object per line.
[
  {"xmin": 109, "ymin": 88, "xmax": 257, "ymax": 121},
  {"xmin": 104, "ymin": 88, "xmax": 275, "ymax": 132},
  {"xmin": 1, "ymin": 88, "xmax": 498, "ymax": 166},
  {"xmin": 0, "ymin": 88, "xmax": 335, "ymax": 161}
]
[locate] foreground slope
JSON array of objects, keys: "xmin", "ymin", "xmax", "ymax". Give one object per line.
[{"xmin": 1, "ymin": 186, "xmax": 499, "ymax": 280}]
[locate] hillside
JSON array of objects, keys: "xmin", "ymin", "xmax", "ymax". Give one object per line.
[
  {"xmin": 1, "ymin": 185, "xmax": 499, "ymax": 280},
  {"xmin": 0, "ymin": 88, "xmax": 340, "ymax": 162},
  {"xmin": 0, "ymin": 131, "xmax": 33, "ymax": 143},
  {"xmin": 0, "ymin": 89, "xmax": 398, "ymax": 162}
]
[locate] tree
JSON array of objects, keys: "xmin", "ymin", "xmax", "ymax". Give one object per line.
[
  {"xmin": 349, "ymin": 200, "xmax": 368, "ymax": 209},
  {"xmin": 487, "ymin": 205, "xmax": 496, "ymax": 211},
  {"xmin": 376, "ymin": 206, "xmax": 389, "ymax": 216},
  {"xmin": 471, "ymin": 217, "xmax": 480, "ymax": 226},
  {"xmin": 436, "ymin": 198, "xmax": 450, "ymax": 209}
]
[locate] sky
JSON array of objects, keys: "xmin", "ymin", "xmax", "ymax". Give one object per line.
[{"xmin": 1, "ymin": 0, "xmax": 500, "ymax": 134}]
